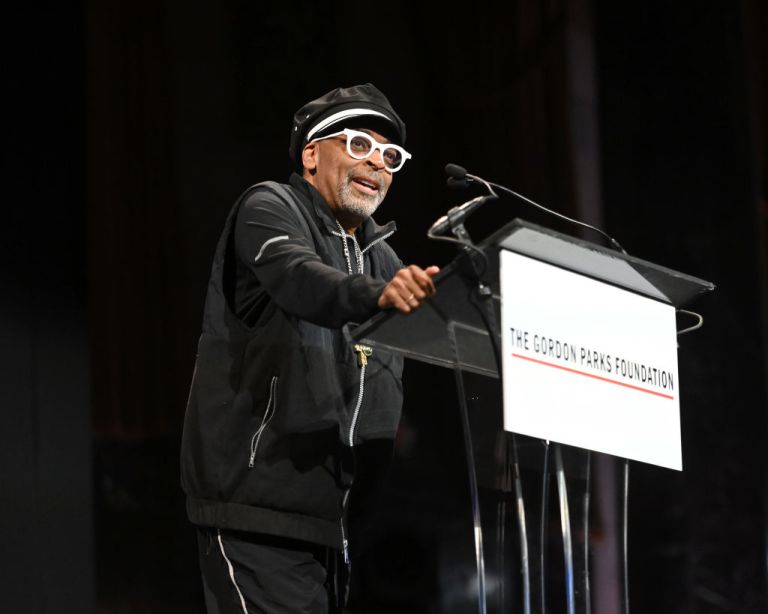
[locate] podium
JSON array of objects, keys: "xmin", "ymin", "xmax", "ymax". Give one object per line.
[{"xmin": 351, "ymin": 218, "xmax": 714, "ymax": 614}]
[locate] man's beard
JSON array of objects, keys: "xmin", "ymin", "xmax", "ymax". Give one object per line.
[{"xmin": 335, "ymin": 169, "xmax": 388, "ymax": 220}]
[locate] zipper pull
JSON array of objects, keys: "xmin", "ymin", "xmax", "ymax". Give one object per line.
[
  {"xmin": 341, "ymin": 489, "xmax": 351, "ymax": 565},
  {"xmin": 353, "ymin": 343, "xmax": 373, "ymax": 368}
]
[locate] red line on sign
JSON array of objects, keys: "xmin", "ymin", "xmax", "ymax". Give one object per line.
[{"xmin": 511, "ymin": 353, "xmax": 675, "ymax": 400}]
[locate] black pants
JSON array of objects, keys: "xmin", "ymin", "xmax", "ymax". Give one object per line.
[{"xmin": 197, "ymin": 528, "xmax": 346, "ymax": 614}]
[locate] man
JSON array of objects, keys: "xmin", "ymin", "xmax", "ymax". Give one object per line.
[{"xmin": 181, "ymin": 83, "xmax": 439, "ymax": 613}]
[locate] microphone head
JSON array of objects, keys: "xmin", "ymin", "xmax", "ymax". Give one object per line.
[
  {"xmin": 447, "ymin": 176, "xmax": 470, "ymax": 189},
  {"xmin": 445, "ymin": 163, "xmax": 468, "ymax": 180}
]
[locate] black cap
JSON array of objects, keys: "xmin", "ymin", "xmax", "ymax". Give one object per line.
[{"xmin": 288, "ymin": 83, "xmax": 406, "ymax": 167}]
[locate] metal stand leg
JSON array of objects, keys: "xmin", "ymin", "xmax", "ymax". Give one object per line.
[
  {"xmin": 540, "ymin": 440, "xmax": 551, "ymax": 614},
  {"xmin": 555, "ymin": 444, "xmax": 576, "ymax": 614},
  {"xmin": 621, "ymin": 458, "xmax": 630, "ymax": 614},
  {"xmin": 494, "ymin": 433, "xmax": 509, "ymax": 613},
  {"xmin": 582, "ymin": 452, "xmax": 592, "ymax": 614},
  {"xmin": 512, "ymin": 434, "xmax": 531, "ymax": 614},
  {"xmin": 447, "ymin": 322, "xmax": 487, "ymax": 614}
]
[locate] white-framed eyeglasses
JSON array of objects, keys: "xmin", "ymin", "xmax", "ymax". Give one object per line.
[{"xmin": 310, "ymin": 128, "xmax": 412, "ymax": 173}]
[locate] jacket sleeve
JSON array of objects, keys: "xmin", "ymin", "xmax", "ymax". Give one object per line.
[{"xmin": 234, "ymin": 187, "xmax": 388, "ymax": 329}]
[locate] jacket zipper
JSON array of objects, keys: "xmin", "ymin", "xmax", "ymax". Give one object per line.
[
  {"xmin": 360, "ymin": 230, "xmax": 395, "ymax": 255},
  {"xmin": 349, "ymin": 344, "xmax": 372, "ymax": 446},
  {"xmin": 248, "ymin": 376, "xmax": 278, "ymax": 467},
  {"xmin": 337, "ymin": 229, "xmax": 381, "ymax": 563},
  {"xmin": 339, "ymin": 344, "xmax": 372, "ymax": 563}
]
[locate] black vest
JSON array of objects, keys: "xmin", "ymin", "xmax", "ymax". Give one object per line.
[{"xmin": 180, "ymin": 180, "xmax": 404, "ymax": 548}]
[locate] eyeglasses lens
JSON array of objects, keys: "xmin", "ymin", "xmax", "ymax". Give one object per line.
[{"xmin": 347, "ymin": 133, "xmax": 403, "ymax": 171}]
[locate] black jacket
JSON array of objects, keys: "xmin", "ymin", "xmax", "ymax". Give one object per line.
[{"xmin": 180, "ymin": 174, "xmax": 404, "ymax": 549}]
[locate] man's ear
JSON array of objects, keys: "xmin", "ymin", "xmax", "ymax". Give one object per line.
[{"xmin": 302, "ymin": 142, "xmax": 318, "ymax": 173}]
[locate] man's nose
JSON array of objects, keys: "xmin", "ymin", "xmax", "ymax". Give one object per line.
[{"xmin": 366, "ymin": 148, "xmax": 386, "ymax": 169}]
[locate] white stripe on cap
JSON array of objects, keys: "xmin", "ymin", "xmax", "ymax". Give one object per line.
[{"xmin": 305, "ymin": 108, "xmax": 390, "ymax": 142}]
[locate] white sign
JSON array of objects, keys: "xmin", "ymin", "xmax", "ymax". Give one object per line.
[{"xmin": 500, "ymin": 249, "xmax": 682, "ymax": 470}]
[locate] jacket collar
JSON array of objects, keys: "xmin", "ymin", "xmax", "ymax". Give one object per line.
[{"xmin": 289, "ymin": 173, "xmax": 397, "ymax": 246}]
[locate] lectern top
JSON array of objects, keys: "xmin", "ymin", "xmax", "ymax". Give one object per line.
[{"xmin": 491, "ymin": 219, "xmax": 715, "ymax": 307}]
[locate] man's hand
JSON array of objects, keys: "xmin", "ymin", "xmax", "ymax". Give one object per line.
[{"xmin": 378, "ymin": 265, "xmax": 440, "ymax": 313}]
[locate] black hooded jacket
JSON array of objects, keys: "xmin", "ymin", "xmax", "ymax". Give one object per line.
[{"xmin": 180, "ymin": 174, "xmax": 404, "ymax": 549}]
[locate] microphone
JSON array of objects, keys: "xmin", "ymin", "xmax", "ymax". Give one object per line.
[
  {"xmin": 428, "ymin": 195, "xmax": 492, "ymax": 236},
  {"xmin": 445, "ymin": 163, "xmax": 469, "ymax": 189},
  {"xmin": 445, "ymin": 163, "xmax": 468, "ymax": 181},
  {"xmin": 430, "ymin": 164, "xmax": 495, "ymax": 235},
  {"xmin": 429, "ymin": 164, "xmax": 497, "ymax": 236}
]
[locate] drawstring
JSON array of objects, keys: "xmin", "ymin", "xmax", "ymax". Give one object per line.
[{"xmin": 334, "ymin": 220, "xmax": 364, "ymax": 275}]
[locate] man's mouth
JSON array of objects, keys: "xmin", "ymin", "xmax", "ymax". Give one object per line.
[{"xmin": 351, "ymin": 176, "xmax": 381, "ymax": 196}]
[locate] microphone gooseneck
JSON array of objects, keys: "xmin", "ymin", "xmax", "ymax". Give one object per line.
[
  {"xmin": 438, "ymin": 163, "xmax": 626, "ymax": 254},
  {"xmin": 486, "ymin": 180, "xmax": 627, "ymax": 254}
]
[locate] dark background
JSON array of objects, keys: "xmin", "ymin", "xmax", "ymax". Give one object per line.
[{"xmin": 2, "ymin": 0, "xmax": 767, "ymax": 612}]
